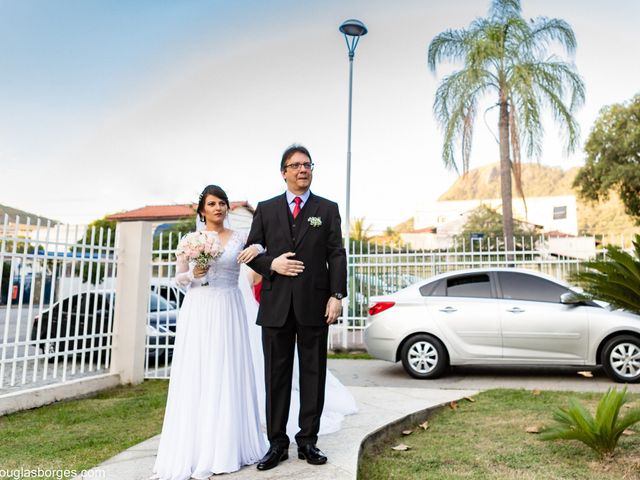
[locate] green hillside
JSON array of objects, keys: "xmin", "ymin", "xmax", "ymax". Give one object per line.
[
  {"xmin": 0, "ymin": 203, "xmax": 59, "ymax": 225},
  {"xmin": 437, "ymin": 163, "xmax": 640, "ymax": 236}
]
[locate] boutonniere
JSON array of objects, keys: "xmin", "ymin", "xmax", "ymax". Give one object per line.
[{"xmin": 308, "ymin": 216, "xmax": 322, "ymax": 227}]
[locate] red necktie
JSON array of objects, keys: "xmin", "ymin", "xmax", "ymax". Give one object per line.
[{"xmin": 292, "ymin": 196, "xmax": 302, "ymax": 219}]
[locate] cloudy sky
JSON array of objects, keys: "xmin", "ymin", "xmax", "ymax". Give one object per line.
[{"xmin": 1, "ymin": 0, "xmax": 638, "ymax": 232}]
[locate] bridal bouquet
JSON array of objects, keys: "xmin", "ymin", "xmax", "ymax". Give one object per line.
[{"xmin": 175, "ymin": 231, "xmax": 223, "ymax": 268}]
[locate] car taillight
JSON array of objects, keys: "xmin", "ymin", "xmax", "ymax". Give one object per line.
[{"xmin": 368, "ymin": 302, "xmax": 395, "ymax": 316}]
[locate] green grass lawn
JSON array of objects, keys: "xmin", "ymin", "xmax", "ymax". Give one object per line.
[
  {"xmin": 0, "ymin": 356, "xmax": 367, "ymax": 474},
  {"xmin": 0, "ymin": 380, "xmax": 169, "ymax": 475},
  {"xmin": 359, "ymin": 389, "xmax": 640, "ymax": 480},
  {"xmin": 3, "ymin": 382, "xmax": 639, "ymax": 480}
]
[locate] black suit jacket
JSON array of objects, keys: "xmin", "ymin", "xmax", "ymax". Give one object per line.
[{"xmin": 246, "ymin": 192, "xmax": 347, "ymax": 327}]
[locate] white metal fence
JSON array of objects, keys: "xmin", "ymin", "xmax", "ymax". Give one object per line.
[
  {"xmin": 2, "ymin": 215, "xmax": 633, "ymax": 392},
  {"xmin": 0, "ymin": 216, "xmax": 117, "ymax": 394},
  {"xmin": 143, "ymin": 231, "xmax": 632, "ymax": 372},
  {"xmin": 0, "ymin": 215, "xmax": 635, "ymax": 404},
  {"xmin": 145, "ymin": 230, "xmax": 182, "ymax": 379},
  {"xmin": 337, "ymin": 234, "xmax": 629, "ymax": 349}
]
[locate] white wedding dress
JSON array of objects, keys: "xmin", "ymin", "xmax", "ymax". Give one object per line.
[
  {"xmin": 153, "ymin": 230, "xmax": 268, "ymax": 479},
  {"xmin": 153, "ymin": 228, "xmax": 358, "ymax": 479}
]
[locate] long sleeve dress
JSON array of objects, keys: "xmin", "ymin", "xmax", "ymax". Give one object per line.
[{"xmin": 152, "ymin": 230, "xmax": 268, "ymax": 480}]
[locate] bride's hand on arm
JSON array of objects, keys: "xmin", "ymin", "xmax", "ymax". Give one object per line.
[{"xmin": 237, "ymin": 244, "xmax": 263, "ymax": 264}]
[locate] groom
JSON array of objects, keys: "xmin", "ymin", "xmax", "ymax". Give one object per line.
[{"xmin": 246, "ymin": 144, "xmax": 347, "ymax": 471}]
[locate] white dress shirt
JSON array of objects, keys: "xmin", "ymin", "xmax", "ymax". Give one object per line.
[{"xmin": 286, "ymin": 189, "xmax": 311, "ymax": 214}]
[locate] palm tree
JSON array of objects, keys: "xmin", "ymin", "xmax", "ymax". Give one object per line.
[
  {"xmin": 350, "ymin": 217, "xmax": 372, "ymax": 243},
  {"xmin": 383, "ymin": 226, "xmax": 403, "ymax": 248},
  {"xmin": 428, "ymin": 0, "xmax": 584, "ymax": 250},
  {"xmin": 571, "ymin": 235, "xmax": 640, "ymax": 315}
]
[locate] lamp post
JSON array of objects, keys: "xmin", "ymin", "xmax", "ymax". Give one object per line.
[{"xmin": 339, "ymin": 19, "xmax": 367, "ymax": 331}]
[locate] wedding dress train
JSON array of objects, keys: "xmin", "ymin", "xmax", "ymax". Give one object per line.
[{"xmin": 238, "ymin": 264, "xmax": 358, "ymax": 437}]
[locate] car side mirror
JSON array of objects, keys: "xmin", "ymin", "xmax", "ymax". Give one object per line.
[
  {"xmin": 560, "ymin": 291, "xmax": 590, "ymax": 305},
  {"xmin": 169, "ymin": 300, "xmax": 177, "ymax": 309}
]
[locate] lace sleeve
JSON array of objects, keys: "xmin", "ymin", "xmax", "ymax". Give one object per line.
[
  {"xmin": 240, "ymin": 229, "xmax": 265, "ymax": 254},
  {"xmin": 174, "ymin": 253, "xmax": 199, "ymax": 287}
]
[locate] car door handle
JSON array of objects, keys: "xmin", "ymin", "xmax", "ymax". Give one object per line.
[
  {"xmin": 439, "ymin": 306, "xmax": 457, "ymax": 313},
  {"xmin": 507, "ymin": 307, "xmax": 525, "ymax": 313}
]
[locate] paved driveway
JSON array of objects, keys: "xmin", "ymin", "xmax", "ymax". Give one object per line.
[{"xmin": 328, "ymin": 358, "xmax": 640, "ymax": 393}]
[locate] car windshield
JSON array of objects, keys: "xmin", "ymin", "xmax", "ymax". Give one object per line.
[{"xmin": 149, "ymin": 293, "xmax": 174, "ymax": 311}]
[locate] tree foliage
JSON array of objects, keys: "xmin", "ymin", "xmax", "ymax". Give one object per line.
[
  {"xmin": 154, "ymin": 218, "xmax": 197, "ymax": 252},
  {"xmin": 73, "ymin": 217, "xmax": 118, "ymax": 285},
  {"xmin": 2, "ymin": 241, "xmax": 45, "ymax": 255},
  {"xmin": 461, "ymin": 204, "xmax": 532, "ymax": 236},
  {"xmin": 571, "ymin": 234, "xmax": 640, "ymax": 314},
  {"xmin": 350, "ymin": 217, "xmax": 372, "ymax": 243},
  {"xmin": 382, "ymin": 227, "xmax": 403, "ymax": 248},
  {"xmin": 573, "ymin": 94, "xmax": 640, "ymax": 224},
  {"xmin": 459, "ymin": 204, "xmax": 536, "ymax": 249},
  {"xmin": 76, "ymin": 217, "xmax": 118, "ymax": 248},
  {"xmin": 428, "ymin": 0, "xmax": 584, "ymax": 248}
]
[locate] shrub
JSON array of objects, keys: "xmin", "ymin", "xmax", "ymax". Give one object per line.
[{"xmin": 541, "ymin": 387, "xmax": 640, "ymax": 458}]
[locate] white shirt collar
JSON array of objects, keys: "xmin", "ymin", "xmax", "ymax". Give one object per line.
[{"xmin": 286, "ymin": 189, "xmax": 311, "ymax": 206}]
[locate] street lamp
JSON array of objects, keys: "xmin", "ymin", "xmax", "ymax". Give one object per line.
[{"xmin": 339, "ymin": 19, "xmax": 367, "ymax": 327}]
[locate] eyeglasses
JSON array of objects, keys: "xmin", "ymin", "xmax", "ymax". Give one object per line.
[{"xmin": 284, "ymin": 162, "xmax": 314, "ymax": 171}]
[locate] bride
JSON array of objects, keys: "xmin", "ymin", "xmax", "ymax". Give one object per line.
[
  {"xmin": 153, "ymin": 184, "xmax": 267, "ymax": 479},
  {"xmin": 152, "ymin": 185, "xmax": 357, "ymax": 479}
]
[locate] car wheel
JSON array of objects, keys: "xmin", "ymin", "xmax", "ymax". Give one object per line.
[
  {"xmin": 400, "ymin": 334, "xmax": 448, "ymax": 379},
  {"xmin": 40, "ymin": 341, "xmax": 55, "ymax": 355},
  {"xmin": 601, "ymin": 335, "xmax": 640, "ymax": 383},
  {"xmin": 40, "ymin": 341, "xmax": 62, "ymax": 363},
  {"xmin": 147, "ymin": 349, "xmax": 167, "ymax": 366}
]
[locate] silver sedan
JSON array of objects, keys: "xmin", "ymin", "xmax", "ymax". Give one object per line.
[{"xmin": 364, "ymin": 268, "xmax": 640, "ymax": 383}]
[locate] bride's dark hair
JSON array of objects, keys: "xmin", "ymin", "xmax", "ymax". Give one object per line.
[{"xmin": 197, "ymin": 185, "xmax": 230, "ymax": 222}]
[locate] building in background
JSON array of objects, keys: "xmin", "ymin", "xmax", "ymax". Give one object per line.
[
  {"xmin": 396, "ymin": 195, "xmax": 596, "ymax": 258},
  {"xmin": 415, "ymin": 195, "xmax": 578, "ymax": 236}
]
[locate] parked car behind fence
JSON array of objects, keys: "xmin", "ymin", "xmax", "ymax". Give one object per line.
[
  {"xmin": 365, "ymin": 268, "xmax": 640, "ymax": 383},
  {"xmin": 30, "ymin": 290, "xmax": 176, "ymax": 364}
]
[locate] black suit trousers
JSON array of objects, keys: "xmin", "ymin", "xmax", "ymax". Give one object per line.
[{"xmin": 261, "ymin": 300, "xmax": 328, "ymax": 448}]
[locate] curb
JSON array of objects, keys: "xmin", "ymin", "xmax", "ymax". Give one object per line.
[{"xmin": 357, "ymin": 399, "xmax": 452, "ymax": 477}]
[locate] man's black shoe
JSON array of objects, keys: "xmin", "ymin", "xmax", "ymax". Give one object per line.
[
  {"xmin": 257, "ymin": 446, "xmax": 289, "ymax": 471},
  {"xmin": 297, "ymin": 444, "xmax": 327, "ymax": 465}
]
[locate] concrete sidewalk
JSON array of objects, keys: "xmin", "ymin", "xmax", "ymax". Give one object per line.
[{"xmin": 75, "ymin": 386, "xmax": 478, "ymax": 480}]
